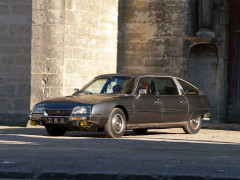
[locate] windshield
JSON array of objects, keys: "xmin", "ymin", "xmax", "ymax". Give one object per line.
[{"xmin": 79, "ymin": 76, "xmax": 135, "ymax": 95}]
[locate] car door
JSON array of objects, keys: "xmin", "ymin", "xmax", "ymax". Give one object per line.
[
  {"xmin": 132, "ymin": 77, "xmax": 161, "ymax": 124},
  {"xmin": 155, "ymin": 77, "xmax": 188, "ymax": 123}
]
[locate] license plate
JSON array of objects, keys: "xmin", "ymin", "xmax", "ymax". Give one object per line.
[{"xmin": 45, "ymin": 118, "xmax": 66, "ymax": 124}]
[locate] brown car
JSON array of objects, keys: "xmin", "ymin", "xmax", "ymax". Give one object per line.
[{"xmin": 29, "ymin": 74, "xmax": 210, "ymax": 138}]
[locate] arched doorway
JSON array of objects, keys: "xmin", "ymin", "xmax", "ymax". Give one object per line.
[
  {"xmin": 187, "ymin": 44, "xmax": 219, "ymax": 121},
  {"xmin": 227, "ymin": 0, "xmax": 240, "ymax": 123}
]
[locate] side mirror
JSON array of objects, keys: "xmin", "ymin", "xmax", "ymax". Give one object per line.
[
  {"xmin": 139, "ymin": 89, "xmax": 147, "ymax": 95},
  {"xmin": 73, "ymin": 88, "xmax": 79, "ymax": 95}
]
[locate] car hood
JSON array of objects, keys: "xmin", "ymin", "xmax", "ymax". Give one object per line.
[{"xmin": 38, "ymin": 94, "xmax": 127, "ymax": 109}]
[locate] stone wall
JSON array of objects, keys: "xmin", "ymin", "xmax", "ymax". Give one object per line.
[
  {"xmin": 31, "ymin": 0, "xmax": 65, "ymax": 108},
  {"xmin": 63, "ymin": 0, "xmax": 118, "ymax": 95},
  {"xmin": 0, "ymin": 0, "xmax": 32, "ymax": 125},
  {"xmin": 118, "ymin": 0, "xmax": 185, "ymax": 77},
  {"xmin": 31, "ymin": 0, "xmax": 119, "ymax": 107},
  {"xmin": 183, "ymin": 0, "xmax": 230, "ymax": 122}
]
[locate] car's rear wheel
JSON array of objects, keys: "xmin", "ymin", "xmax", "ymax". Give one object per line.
[
  {"xmin": 104, "ymin": 108, "xmax": 126, "ymax": 138},
  {"xmin": 45, "ymin": 125, "xmax": 67, "ymax": 136},
  {"xmin": 183, "ymin": 116, "xmax": 202, "ymax": 134},
  {"xmin": 133, "ymin": 128, "xmax": 148, "ymax": 135}
]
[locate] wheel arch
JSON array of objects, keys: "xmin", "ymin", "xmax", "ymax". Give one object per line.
[{"xmin": 115, "ymin": 105, "xmax": 129, "ymax": 122}]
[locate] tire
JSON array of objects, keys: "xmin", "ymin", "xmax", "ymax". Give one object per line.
[
  {"xmin": 45, "ymin": 125, "xmax": 67, "ymax": 136},
  {"xmin": 183, "ymin": 116, "xmax": 202, "ymax": 134},
  {"xmin": 133, "ymin": 128, "xmax": 148, "ymax": 135},
  {"xmin": 104, "ymin": 108, "xmax": 126, "ymax": 138}
]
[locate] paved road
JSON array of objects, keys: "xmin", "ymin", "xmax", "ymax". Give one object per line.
[{"xmin": 0, "ymin": 126, "xmax": 240, "ymax": 179}]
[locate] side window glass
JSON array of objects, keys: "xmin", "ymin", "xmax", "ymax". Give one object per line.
[
  {"xmin": 177, "ymin": 80, "xmax": 199, "ymax": 95},
  {"xmin": 155, "ymin": 78, "xmax": 178, "ymax": 95},
  {"xmin": 137, "ymin": 77, "xmax": 155, "ymax": 95}
]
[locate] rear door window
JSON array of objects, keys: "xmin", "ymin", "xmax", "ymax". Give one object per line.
[{"xmin": 155, "ymin": 78, "xmax": 178, "ymax": 95}]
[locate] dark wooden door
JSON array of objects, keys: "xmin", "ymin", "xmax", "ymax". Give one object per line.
[{"xmin": 227, "ymin": 0, "xmax": 240, "ymax": 122}]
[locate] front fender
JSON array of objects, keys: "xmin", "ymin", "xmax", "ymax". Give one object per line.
[{"xmin": 92, "ymin": 97, "xmax": 133, "ymax": 126}]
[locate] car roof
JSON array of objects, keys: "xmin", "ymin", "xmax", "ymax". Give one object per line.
[{"xmin": 97, "ymin": 73, "xmax": 175, "ymax": 78}]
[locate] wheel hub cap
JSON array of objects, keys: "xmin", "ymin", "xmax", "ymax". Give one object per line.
[{"xmin": 112, "ymin": 114, "xmax": 123, "ymax": 133}]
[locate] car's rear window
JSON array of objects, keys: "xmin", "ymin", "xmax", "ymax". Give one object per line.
[{"xmin": 177, "ymin": 79, "xmax": 199, "ymax": 95}]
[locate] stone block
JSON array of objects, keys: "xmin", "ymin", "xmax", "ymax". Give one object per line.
[
  {"xmin": 64, "ymin": 47, "xmax": 73, "ymax": 58},
  {"xmin": 11, "ymin": 0, "xmax": 32, "ymax": 4},
  {"xmin": 75, "ymin": 0, "xmax": 89, "ymax": 11},
  {"xmin": 13, "ymin": 66, "xmax": 31, "ymax": 77},
  {"xmin": 164, "ymin": 37, "xmax": 183, "ymax": 57},
  {"xmin": 156, "ymin": 24, "xmax": 184, "ymax": 37},
  {"xmin": 0, "ymin": 98, "xmax": 7, "ymax": 109},
  {"xmin": 15, "ymin": 54, "xmax": 31, "ymax": 66},
  {"xmin": 30, "ymin": 87, "xmax": 44, "ymax": 108},
  {"xmin": 0, "ymin": 54, "xmax": 14, "ymax": 65},
  {"xmin": 43, "ymin": 87, "xmax": 63, "ymax": 99},
  {"xmin": 0, "ymin": 45, "xmax": 22, "ymax": 54},
  {"xmin": 9, "ymin": 24, "xmax": 32, "ymax": 35},
  {"xmin": 46, "ymin": 24, "xmax": 64, "ymax": 35},
  {"xmin": 0, "ymin": 65, "xmax": 15, "ymax": 76},
  {"xmin": 11, "ymin": 5, "xmax": 32, "ymax": 15},
  {"xmin": 0, "ymin": 24, "xmax": 8, "ymax": 35},
  {"xmin": 3, "ymin": 84, "xmax": 16, "ymax": 97},
  {"xmin": 32, "ymin": 9, "xmax": 47, "ymax": 24},
  {"xmin": 122, "ymin": 55, "xmax": 144, "ymax": 67},
  {"xmin": 5, "ymin": 77, "xmax": 30, "ymax": 83},
  {"xmin": 16, "ymin": 84, "xmax": 30, "ymax": 97},
  {"xmin": 47, "ymin": 10, "xmax": 65, "ymax": 25},
  {"xmin": 46, "ymin": 58, "xmax": 64, "ymax": 74},
  {"xmin": 65, "ymin": 0, "xmax": 74, "ymax": 10},
  {"xmin": 82, "ymin": 12, "xmax": 99, "ymax": 28},
  {"xmin": 31, "ymin": 46, "xmax": 46, "ymax": 59},
  {"xmin": 46, "ymin": 34, "xmax": 64, "ymax": 46},
  {"xmin": 0, "ymin": 37, "xmax": 23, "ymax": 45},
  {"xmin": 87, "ymin": 0, "xmax": 99, "ymax": 12},
  {"xmin": 32, "ymin": 0, "xmax": 46, "ymax": 10},
  {"xmin": 144, "ymin": 58, "xmax": 170, "ymax": 68},
  {"xmin": 10, "ymin": 98, "xmax": 30, "ymax": 112},
  {"xmin": 0, "ymin": 78, "xmax": 4, "ymax": 84},
  {"xmin": 31, "ymin": 59, "xmax": 45, "ymax": 73},
  {"xmin": 0, "ymin": 5, "xmax": 10, "ymax": 15},
  {"xmin": 0, "ymin": 15, "xmax": 26, "ymax": 24},
  {"xmin": 46, "ymin": 0, "xmax": 64, "ymax": 10},
  {"xmin": 45, "ymin": 46, "xmax": 64, "ymax": 59}
]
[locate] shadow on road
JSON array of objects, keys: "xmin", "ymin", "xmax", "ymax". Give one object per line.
[{"xmin": 0, "ymin": 127, "xmax": 240, "ymax": 178}]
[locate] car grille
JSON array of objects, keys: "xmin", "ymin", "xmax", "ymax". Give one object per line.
[{"xmin": 45, "ymin": 109, "xmax": 72, "ymax": 116}]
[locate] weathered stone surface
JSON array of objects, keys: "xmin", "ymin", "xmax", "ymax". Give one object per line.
[
  {"xmin": 119, "ymin": 0, "xmax": 185, "ymax": 75},
  {"xmin": 0, "ymin": 0, "xmax": 232, "ymax": 125},
  {"xmin": 0, "ymin": 0, "xmax": 31, "ymax": 125}
]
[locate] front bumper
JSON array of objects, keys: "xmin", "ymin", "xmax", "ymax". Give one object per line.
[{"xmin": 29, "ymin": 114, "xmax": 101, "ymax": 131}]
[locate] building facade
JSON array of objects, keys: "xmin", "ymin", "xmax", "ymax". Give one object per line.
[{"xmin": 0, "ymin": 0, "xmax": 239, "ymax": 125}]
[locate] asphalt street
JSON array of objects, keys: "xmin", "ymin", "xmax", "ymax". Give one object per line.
[{"xmin": 0, "ymin": 126, "xmax": 240, "ymax": 179}]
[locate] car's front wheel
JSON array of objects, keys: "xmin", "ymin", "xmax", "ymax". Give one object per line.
[
  {"xmin": 104, "ymin": 108, "xmax": 126, "ymax": 138},
  {"xmin": 183, "ymin": 116, "xmax": 202, "ymax": 134},
  {"xmin": 45, "ymin": 125, "xmax": 67, "ymax": 136}
]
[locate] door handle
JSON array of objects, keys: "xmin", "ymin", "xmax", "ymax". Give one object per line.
[
  {"xmin": 180, "ymin": 100, "xmax": 187, "ymax": 104},
  {"xmin": 154, "ymin": 99, "xmax": 161, "ymax": 105}
]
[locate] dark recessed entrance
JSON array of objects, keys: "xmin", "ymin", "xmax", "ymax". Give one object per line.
[{"xmin": 227, "ymin": 0, "xmax": 240, "ymax": 123}]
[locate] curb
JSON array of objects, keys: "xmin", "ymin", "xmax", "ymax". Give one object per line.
[
  {"xmin": 0, "ymin": 172, "xmax": 240, "ymax": 180},
  {"xmin": 202, "ymin": 122, "xmax": 240, "ymax": 131}
]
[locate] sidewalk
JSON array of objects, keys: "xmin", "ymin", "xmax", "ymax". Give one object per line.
[
  {"xmin": 0, "ymin": 124, "xmax": 240, "ymax": 180},
  {"xmin": 202, "ymin": 121, "xmax": 240, "ymax": 131}
]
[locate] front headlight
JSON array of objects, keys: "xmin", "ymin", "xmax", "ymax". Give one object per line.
[
  {"xmin": 71, "ymin": 106, "xmax": 91, "ymax": 115},
  {"xmin": 32, "ymin": 105, "xmax": 44, "ymax": 114}
]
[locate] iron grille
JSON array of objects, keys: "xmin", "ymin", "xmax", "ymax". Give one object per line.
[{"xmin": 45, "ymin": 109, "xmax": 72, "ymax": 116}]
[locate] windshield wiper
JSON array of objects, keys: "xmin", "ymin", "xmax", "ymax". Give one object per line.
[{"xmin": 83, "ymin": 91, "xmax": 92, "ymax": 95}]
